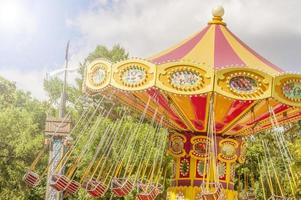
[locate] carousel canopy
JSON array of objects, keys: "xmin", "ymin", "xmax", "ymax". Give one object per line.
[
  {"xmin": 83, "ymin": 6, "xmax": 301, "ymax": 136},
  {"xmin": 149, "ymin": 7, "xmax": 282, "ymax": 75}
]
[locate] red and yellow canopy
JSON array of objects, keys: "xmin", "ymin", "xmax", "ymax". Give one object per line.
[
  {"xmin": 83, "ymin": 8, "xmax": 301, "ymax": 136},
  {"xmin": 149, "ymin": 19, "xmax": 282, "ymax": 75}
]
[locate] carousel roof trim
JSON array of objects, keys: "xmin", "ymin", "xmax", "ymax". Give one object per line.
[
  {"xmin": 83, "ymin": 6, "xmax": 301, "ymax": 135},
  {"xmin": 83, "ymin": 57, "xmax": 301, "ymax": 106}
]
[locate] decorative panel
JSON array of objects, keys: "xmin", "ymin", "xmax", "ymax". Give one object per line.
[
  {"xmin": 273, "ymin": 74, "xmax": 301, "ymax": 107},
  {"xmin": 111, "ymin": 59, "xmax": 156, "ymax": 91},
  {"xmin": 215, "ymin": 67, "xmax": 273, "ymax": 100},
  {"xmin": 168, "ymin": 133, "xmax": 187, "ymax": 157},
  {"xmin": 189, "ymin": 136, "xmax": 210, "ymax": 160},
  {"xmin": 84, "ymin": 59, "xmax": 112, "ymax": 93},
  {"xmin": 179, "ymin": 157, "xmax": 190, "ymax": 177},
  {"xmin": 156, "ymin": 61, "xmax": 214, "ymax": 95},
  {"xmin": 217, "ymin": 138, "xmax": 239, "ymax": 163}
]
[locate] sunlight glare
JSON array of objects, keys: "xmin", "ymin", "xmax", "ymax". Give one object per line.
[{"xmin": 0, "ymin": 1, "xmax": 22, "ymax": 29}]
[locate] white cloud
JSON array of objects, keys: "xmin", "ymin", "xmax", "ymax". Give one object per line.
[
  {"xmin": 0, "ymin": 68, "xmax": 47, "ymax": 100},
  {"xmin": 0, "ymin": 67, "xmax": 80, "ymax": 100},
  {"xmin": 70, "ymin": 0, "xmax": 301, "ymax": 70}
]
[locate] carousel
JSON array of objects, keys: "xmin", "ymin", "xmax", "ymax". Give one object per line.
[{"xmin": 24, "ymin": 6, "xmax": 300, "ymax": 200}]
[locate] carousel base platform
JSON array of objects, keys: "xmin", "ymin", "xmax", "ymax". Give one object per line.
[{"xmin": 167, "ymin": 186, "xmax": 238, "ymax": 200}]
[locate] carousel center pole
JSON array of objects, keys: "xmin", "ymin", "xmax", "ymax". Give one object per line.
[{"xmin": 45, "ymin": 41, "xmax": 71, "ymax": 200}]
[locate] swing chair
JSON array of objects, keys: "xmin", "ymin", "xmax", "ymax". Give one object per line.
[
  {"xmin": 136, "ymin": 124, "xmax": 167, "ymax": 200},
  {"xmin": 136, "ymin": 182, "xmax": 163, "ymax": 200},
  {"xmin": 81, "ymin": 108, "xmax": 132, "ymax": 198},
  {"xmin": 246, "ymin": 189, "xmax": 256, "ymax": 200},
  {"xmin": 23, "ymin": 170, "xmax": 40, "ymax": 188},
  {"xmin": 23, "ymin": 116, "xmax": 71, "ymax": 188},
  {"xmin": 136, "ymin": 167, "xmax": 164, "ymax": 200},
  {"xmin": 198, "ymin": 182, "xmax": 226, "ymax": 200},
  {"xmin": 110, "ymin": 100, "xmax": 156, "ymax": 198},
  {"xmin": 267, "ymin": 195, "xmax": 287, "ymax": 200},
  {"xmin": 50, "ymin": 174, "xmax": 70, "ymax": 191},
  {"xmin": 245, "ymin": 173, "xmax": 256, "ymax": 200},
  {"xmin": 64, "ymin": 179, "xmax": 81, "ymax": 195},
  {"xmin": 23, "ymin": 97, "xmax": 103, "ymax": 189},
  {"xmin": 111, "ymin": 177, "xmax": 135, "ymax": 197},
  {"xmin": 83, "ymin": 178, "xmax": 108, "ymax": 197},
  {"xmin": 50, "ymin": 106, "xmax": 111, "ymax": 194}
]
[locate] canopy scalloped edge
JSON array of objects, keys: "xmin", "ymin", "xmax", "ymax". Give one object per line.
[{"xmin": 83, "ymin": 58, "xmax": 301, "ymax": 108}]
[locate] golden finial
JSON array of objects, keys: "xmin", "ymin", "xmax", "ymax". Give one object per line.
[{"xmin": 208, "ymin": 5, "xmax": 226, "ymax": 26}]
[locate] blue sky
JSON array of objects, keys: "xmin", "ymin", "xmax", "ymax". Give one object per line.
[{"xmin": 0, "ymin": 0, "xmax": 300, "ymax": 99}]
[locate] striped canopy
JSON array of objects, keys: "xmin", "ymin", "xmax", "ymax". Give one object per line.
[
  {"xmin": 149, "ymin": 22, "xmax": 282, "ymax": 75},
  {"xmin": 84, "ymin": 10, "xmax": 301, "ymax": 136}
]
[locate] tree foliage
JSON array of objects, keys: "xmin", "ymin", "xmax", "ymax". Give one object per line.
[
  {"xmin": 236, "ymin": 126, "xmax": 301, "ymax": 199},
  {"xmin": 0, "ymin": 76, "xmax": 47, "ymax": 199}
]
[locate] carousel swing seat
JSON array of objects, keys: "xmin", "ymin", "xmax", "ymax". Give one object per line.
[
  {"xmin": 111, "ymin": 178, "xmax": 134, "ymax": 197},
  {"xmin": 50, "ymin": 174, "xmax": 70, "ymax": 191},
  {"xmin": 23, "ymin": 170, "xmax": 40, "ymax": 187},
  {"xmin": 64, "ymin": 180, "xmax": 81, "ymax": 195},
  {"xmin": 198, "ymin": 182, "xmax": 226, "ymax": 200},
  {"xmin": 267, "ymin": 195, "xmax": 288, "ymax": 200},
  {"xmin": 136, "ymin": 182, "xmax": 163, "ymax": 200},
  {"xmin": 246, "ymin": 191, "xmax": 256, "ymax": 200},
  {"xmin": 82, "ymin": 179, "xmax": 108, "ymax": 198}
]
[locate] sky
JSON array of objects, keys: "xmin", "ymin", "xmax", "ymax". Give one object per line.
[{"xmin": 0, "ymin": 0, "xmax": 300, "ymax": 99}]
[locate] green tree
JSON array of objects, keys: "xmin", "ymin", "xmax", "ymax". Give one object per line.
[
  {"xmin": 236, "ymin": 126, "xmax": 301, "ymax": 199},
  {"xmin": 0, "ymin": 76, "xmax": 47, "ymax": 199}
]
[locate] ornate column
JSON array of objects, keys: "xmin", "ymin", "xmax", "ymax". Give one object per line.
[
  {"xmin": 167, "ymin": 132, "xmax": 246, "ymax": 200},
  {"xmin": 44, "ymin": 117, "xmax": 72, "ymax": 200}
]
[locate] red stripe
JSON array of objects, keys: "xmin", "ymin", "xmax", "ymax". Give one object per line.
[
  {"xmin": 147, "ymin": 88, "xmax": 187, "ymax": 129},
  {"xmin": 231, "ymin": 124, "xmax": 244, "ymax": 132},
  {"xmin": 225, "ymin": 27, "xmax": 283, "ymax": 72},
  {"xmin": 223, "ymin": 100, "xmax": 254, "ymax": 123},
  {"xmin": 215, "ymin": 100, "xmax": 253, "ymax": 131},
  {"xmin": 151, "ymin": 26, "xmax": 210, "ymax": 63},
  {"xmin": 247, "ymin": 104, "xmax": 290, "ymax": 126},
  {"xmin": 261, "ymin": 111, "xmax": 301, "ymax": 129},
  {"xmin": 190, "ymin": 96, "xmax": 207, "ymax": 130},
  {"xmin": 214, "ymin": 25, "xmax": 245, "ymax": 68}
]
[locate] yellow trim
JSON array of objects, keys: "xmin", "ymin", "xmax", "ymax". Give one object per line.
[
  {"xmin": 208, "ymin": 17, "xmax": 227, "ymax": 26},
  {"xmin": 183, "ymin": 25, "xmax": 215, "ymax": 66},
  {"xmin": 167, "ymin": 186, "xmax": 238, "ymax": 200},
  {"xmin": 168, "ymin": 95, "xmax": 198, "ymax": 132},
  {"xmin": 190, "ymin": 157, "xmax": 197, "ymax": 186},
  {"xmin": 214, "ymin": 95, "xmax": 234, "ymax": 127},
  {"xmin": 175, "ymin": 157, "xmax": 180, "ymax": 180},
  {"xmin": 220, "ymin": 26, "xmax": 279, "ymax": 75},
  {"xmin": 146, "ymin": 27, "xmax": 208, "ymax": 61}
]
